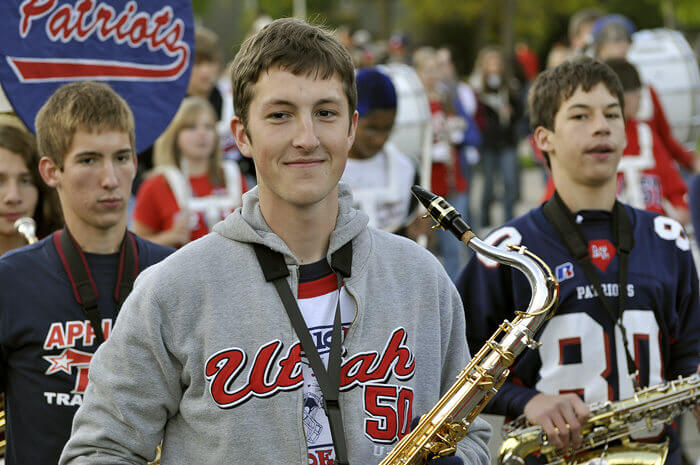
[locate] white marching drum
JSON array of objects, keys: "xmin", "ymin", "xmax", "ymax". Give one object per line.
[
  {"xmin": 377, "ymin": 63, "xmax": 432, "ymax": 189},
  {"xmin": 628, "ymin": 28, "xmax": 700, "ymax": 148}
]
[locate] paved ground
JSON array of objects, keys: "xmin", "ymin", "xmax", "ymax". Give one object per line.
[{"xmin": 468, "ymin": 167, "xmax": 700, "ymax": 465}]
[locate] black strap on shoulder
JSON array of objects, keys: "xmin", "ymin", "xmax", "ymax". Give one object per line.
[
  {"xmin": 253, "ymin": 242, "xmax": 352, "ymax": 465},
  {"xmin": 115, "ymin": 232, "xmax": 139, "ymax": 310},
  {"xmin": 53, "ymin": 228, "xmax": 139, "ymax": 346},
  {"xmin": 543, "ymin": 192, "xmax": 639, "ymax": 388}
]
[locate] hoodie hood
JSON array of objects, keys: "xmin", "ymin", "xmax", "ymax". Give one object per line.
[{"xmin": 212, "ymin": 182, "xmax": 369, "ymax": 265}]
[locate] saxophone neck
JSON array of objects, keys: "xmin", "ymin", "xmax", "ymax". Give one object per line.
[
  {"xmin": 410, "ymin": 184, "xmax": 558, "ymax": 323},
  {"xmin": 468, "ymin": 236, "xmax": 558, "ymax": 326}
]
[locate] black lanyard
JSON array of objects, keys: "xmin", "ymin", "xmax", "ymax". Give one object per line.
[
  {"xmin": 53, "ymin": 228, "xmax": 139, "ymax": 345},
  {"xmin": 543, "ymin": 191, "xmax": 640, "ymax": 389},
  {"xmin": 253, "ymin": 242, "xmax": 352, "ymax": 465}
]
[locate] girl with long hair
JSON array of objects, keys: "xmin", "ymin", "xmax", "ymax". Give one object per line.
[
  {"xmin": 132, "ymin": 97, "xmax": 246, "ymax": 247},
  {"xmin": 0, "ymin": 121, "xmax": 62, "ymax": 255}
]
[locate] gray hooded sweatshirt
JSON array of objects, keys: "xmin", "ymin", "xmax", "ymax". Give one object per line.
[{"xmin": 60, "ymin": 184, "xmax": 491, "ymax": 465}]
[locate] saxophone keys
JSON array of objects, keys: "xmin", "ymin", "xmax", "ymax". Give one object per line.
[
  {"xmin": 437, "ymin": 447, "xmax": 457, "ymax": 457},
  {"xmin": 525, "ymin": 336, "xmax": 541, "ymax": 350}
]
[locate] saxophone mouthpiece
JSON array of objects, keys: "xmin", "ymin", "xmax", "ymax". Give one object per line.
[
  {"xmin": 411, "ymin": 185, "xmax": 473, "ymax": 241},
  {"xmin": 14, "ymin": 217, "xmax": 38, "ymax": 244}
]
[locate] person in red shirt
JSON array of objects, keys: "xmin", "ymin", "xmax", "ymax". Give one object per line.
[
  {"xmin": 607, "ymin": 58, "xmax": 689, "ymax": 223},
  {"xmin": 132, "ymin": 97, "xmax": 247, "ymax": 247},
  {"xmin": 593, "ymin": 15, "xmax": 697, "ymax": 172}
]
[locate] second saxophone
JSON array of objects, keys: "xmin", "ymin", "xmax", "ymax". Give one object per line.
[{"xmin": 499, "ymin": 374, "xmax": 700, "ymax": 465}]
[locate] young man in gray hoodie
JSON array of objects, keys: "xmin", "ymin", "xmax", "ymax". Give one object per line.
[{"xmin": 60, "ymin": 18, "xmax": 491, "ymax": 465}]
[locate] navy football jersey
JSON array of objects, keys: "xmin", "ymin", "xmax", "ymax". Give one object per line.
[
  {"xmin": 0, "ymin": 234, "xmax": 172, "ymax": 465},
  {"xmin": 457, "ymin": 205, "xmax": 699, "ymax": 465}
]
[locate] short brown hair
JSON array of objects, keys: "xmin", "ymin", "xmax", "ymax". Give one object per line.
[
  {"xmin": 528, "ymin": 56, "xmax": 624, "ymax": 132},
  {"xmin": 34, "ymin": 81, "xmax": 135, "ymax": 168},
  {"xmin": 194, "ymin": 25, "xmax": 221, "ymax": 64},
  {"xmin": 230, "ymin": 17, "xmax": 356, "ymax": 129},
  {"xmin": 528, "ymin": 56, "xmax": 623, "ymax": 166},
  {"xmin": 604, "ymin": 58, "xmax": 641, "ymax": 92}
]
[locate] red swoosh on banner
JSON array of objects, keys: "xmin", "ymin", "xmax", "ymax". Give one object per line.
[{"xmin": 5, "ymin": 50, "xmax": 188, "ymax": 83}]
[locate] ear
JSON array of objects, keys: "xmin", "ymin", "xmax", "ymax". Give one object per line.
[
  {"xmin": 347, "ymin": 110, "xmax": 359, "ymax": 148},
  {"xmin": 231, "ymin": 116, "xmax": 253, "ymax": 159},
  {"xmin": 533, "ymin": 126, "xmax": 554, "ymax": 155},
  {"xmin": 38, "ymin": 157, "xmax": 60, "ymax": 188}
]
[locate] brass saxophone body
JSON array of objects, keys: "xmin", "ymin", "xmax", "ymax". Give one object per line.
[
  {"xmin": 378, "ymin": 187, "xmax": 559, "ymax": 465},
  {"xmin": 499, "ymin": 374, "xmax": 700, "ymax": 465}
]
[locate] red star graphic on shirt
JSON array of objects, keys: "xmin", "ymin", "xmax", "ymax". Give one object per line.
[{"xmin": 43, "ymin": 348, "xmax": 93, "ymax": 375}]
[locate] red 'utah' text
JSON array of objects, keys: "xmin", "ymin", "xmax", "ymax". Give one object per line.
[{"xmin": 205, "ymin": 328, "xmax": 416, "ymax": 408}]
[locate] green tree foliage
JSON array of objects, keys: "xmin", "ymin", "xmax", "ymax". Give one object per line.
[
  {"xmin": 675, "ymin": 0, "xmax": 700, "ymax": 28},
  {"xmin": 191, "ymin": 0, "xmax": 214, "ymax": 16}
]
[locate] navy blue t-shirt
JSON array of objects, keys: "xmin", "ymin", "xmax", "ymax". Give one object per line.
[
  {"xmin": 457, "ymin": 205, "xmax": 700, "ymax": 465},
  {"xmin": 0, "ymin": 233, "xmax": 172, "ymax": 465}
]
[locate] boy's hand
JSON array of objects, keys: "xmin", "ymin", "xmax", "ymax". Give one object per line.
[{"xmin": 524, "ymin": 393, "xmax": 590, "ymax": 451}]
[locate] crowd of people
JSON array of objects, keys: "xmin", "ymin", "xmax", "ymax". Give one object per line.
[{"xmin": 0, "ymin": 9, "xmax": 698, "ymax": 465}]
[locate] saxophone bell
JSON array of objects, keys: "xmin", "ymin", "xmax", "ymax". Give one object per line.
[{"xmin": 14, "ymin": 217, "xmax": 38, "ymax": 244}]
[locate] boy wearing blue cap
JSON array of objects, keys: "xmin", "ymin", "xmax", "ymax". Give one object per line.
[{"xmin": 341, "ymin": 67, "xmax": 420, "ymax": 235}]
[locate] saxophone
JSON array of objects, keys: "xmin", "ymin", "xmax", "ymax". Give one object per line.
[
  {"xmin": 378, "ymin": 186, "xmax": 560, "ymax": 465},
  {"xmin": 499, "ymin": 374, "xmax": 700, "ymax": 465}
]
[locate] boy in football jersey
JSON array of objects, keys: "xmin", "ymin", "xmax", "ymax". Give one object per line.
[
  {"xmin": 61, "ymin": 18, "xmax": 491, "ymax": 465},
  {"xmin": 456, "ymin": 56, "xmax": 699, "ymax": 464},
  {"xmin": 0, "ymin": 82, "xmax": 172, "ymax": 465}
]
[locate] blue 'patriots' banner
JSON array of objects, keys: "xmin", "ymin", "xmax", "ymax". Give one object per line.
[{"xmin": 0, "ymin": 0, "xmax": 194, "ymax": 153}]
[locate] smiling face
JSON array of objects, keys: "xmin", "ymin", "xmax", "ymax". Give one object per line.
[
  {"xmin": 0, "ymin": 148, "xmax": 38, "ymax": 237},
  {"xmin": 534, "ymin": 83, "xmax": 626, "ymax": 192},
  {"xmin": 40, "ymin": 129, "xmax": 135, "ymax": 239},
  {"xmin": 232, "ymin": 66, "xmax": 357, "ymax": 215}
]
